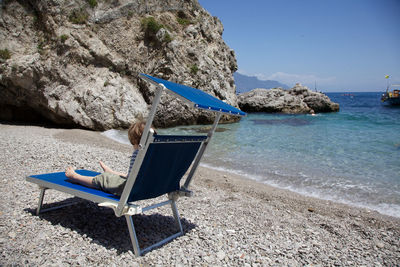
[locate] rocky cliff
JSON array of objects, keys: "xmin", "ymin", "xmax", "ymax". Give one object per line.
[
  {"xmin": 0, "ymin": 0, "xmax": 239, "ymax": 130},
  {"xmin": 238, "ymin": 83, "xmax": 340, "ymax": 114}
]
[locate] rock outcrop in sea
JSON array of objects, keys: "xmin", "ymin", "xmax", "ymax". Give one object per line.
[
  {"xmin": 0, "ymin": 0, "xmax": 239, "ymax": 130},
  {"xmin": 238, "ymin": 83, "xmax": 340, "ymax": 114}
]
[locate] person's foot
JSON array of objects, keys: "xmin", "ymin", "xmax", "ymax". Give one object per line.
[
  {"xmin": 65, "ymin": 166, "xmax": 78, "ymax": 179},
  {"xmin": 99, "ymin": 161, "xmax": 112, "ymax": 173},
  {"xmin": 65, "ymin": 166, "xmax": 95, "ymax": 188}
]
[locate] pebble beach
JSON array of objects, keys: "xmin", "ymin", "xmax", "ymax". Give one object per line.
[{"xmin": 1, "ymin": 123, "xmax": 399, "ymax": 266}]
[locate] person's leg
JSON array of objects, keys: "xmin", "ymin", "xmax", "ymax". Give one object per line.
[
  {"xmin": 99, "ymin": 161, "xmax": 127, "ymax": 177},
  {"xmin": 65, "ymin": 166, "xmax": 96, "ymax": 188},
  {"xmin": 92, "ymin": 172, "xmax": 127, "ymax": 196}
]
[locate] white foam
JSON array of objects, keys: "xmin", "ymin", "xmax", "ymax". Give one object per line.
[
  {"xmin": 102, "ymin": 129, "xmax": 130, "ymax": 145},
  {"xmin": 200, "ymin": 162, "xmax": 400, "ymax": 218},
  {"xmin": 102, "ymin": 130, "xmax": 400, "ymax": 219}
]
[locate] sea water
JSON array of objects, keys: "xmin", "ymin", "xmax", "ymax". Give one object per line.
[{"xmin": 103, "ymin": 92, "xmax": 400, "ymax": 218}]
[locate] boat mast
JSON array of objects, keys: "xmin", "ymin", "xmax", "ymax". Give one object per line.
[{"xmin": 385, "ymin": 75, "xmax": 390, "ymax": 92}]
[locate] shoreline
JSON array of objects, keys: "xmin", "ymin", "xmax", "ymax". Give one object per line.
[
  {"xmin": 200, "ymin": 162, "xmax": 400, "ymax": 219},
  {"xmin": 1, "ymin": 123, "xmax": 399, "ymax": 266},
  {"xmin": 102, "ymin": 128, "xmax": 400, "ymax": 219}
]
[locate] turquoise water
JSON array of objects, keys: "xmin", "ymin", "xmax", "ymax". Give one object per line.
[{"xmin": 104, "ymin": 92, "xmax": 400, "ymax": 217}]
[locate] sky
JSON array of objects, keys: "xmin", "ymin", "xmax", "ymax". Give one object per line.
[{"xmin": 198, "ymin": 0, "xmax": 400, "ymax": 92}]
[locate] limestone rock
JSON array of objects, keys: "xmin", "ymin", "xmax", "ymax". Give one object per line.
[
  {"xmin": 0, "ymin": 0, "xmax": 240, "ymax": 130},
  {"xmin": 291, "ymin": 83, "xmax": 340, "ymax": 113},
  {"xmin": 238, "ymin": 83, "xmax": 339, "ymax": 114}
]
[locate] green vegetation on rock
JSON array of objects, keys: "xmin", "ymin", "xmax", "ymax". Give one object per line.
[
  {"xmin": 190, "ymin": 64, "xmax": 199, "ymax": 75},
  {"xmin": 69, "ymin": 8, "xmax": 89, "ymax": 24},
  {"xmin": 141, "ymin": 16, "xmax": 172, "ymax": 44},
  {"xmin": 59, "ymin": 34, "xmax": 69, "ymax": 43},
  {"xmin": 87, "ymin": 0, "xmax": 97, "ymax": 8},
  {"xmin": 176, "ymin": 10, "xmax": 192, "ymax": 26},
  {"xmin": 141, "ymin": 17, "xmax": 163, "ymax": 34},
  {"xmin": 0, "ymin": 49, "xmax": 11, "ymax": 60}
]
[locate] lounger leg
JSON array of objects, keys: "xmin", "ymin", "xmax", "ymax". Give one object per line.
[
  {"xmin": 124, "ymin": 201, "xmax": 184, "ymax": 256},
  {"xmin": 170, "ymin": 200, "xmax": 183, "ymax": 234},
  {"xmin": 125, "ymin": 215, "xmax": 141, "ymax": 257},
  {"xmin": 35, "ymin": 186, "xmax": 82, "ymax": 215},
  {"xmin": 36, "ymin": 187, "xmax": 47, "ymax": 215}
]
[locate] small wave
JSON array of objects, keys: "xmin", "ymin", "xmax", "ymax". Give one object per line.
[
  {"xmin": 102, "ymin": 129, "xmax": 130, "ymax": 145},
  {"xmin": 200, "ymin": 162, "xmax": 400, "ymax": 218},
  {"xmin": 102, "ymin": 122, "xmax": 400, "ymax": 219},
  {"xmin": 200, "ymin": 162, "xmax": 266, "ymax": 183}
]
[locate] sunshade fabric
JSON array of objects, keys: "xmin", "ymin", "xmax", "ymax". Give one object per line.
[{"xmin": 140, "ymin": 73, "xmax": 246, "ymax": 116}]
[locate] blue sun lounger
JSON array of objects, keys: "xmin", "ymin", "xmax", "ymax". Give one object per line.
[{"xmin": 26, "ymin": 73, "xmax": 246, "ymax": 256}]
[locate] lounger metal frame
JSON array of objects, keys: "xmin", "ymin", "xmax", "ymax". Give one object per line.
[
  {"xmin": 26, "ymin": 74, "xmax": 245, "ymax": 256},
  {"xmin": 27, "ymin": 133, "xmax": 207, "ymax": 256}
]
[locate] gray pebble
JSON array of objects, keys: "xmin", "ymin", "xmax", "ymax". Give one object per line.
[{"xmin": 0, "ymin": 124, "xmax": 399, "ymax": 266}]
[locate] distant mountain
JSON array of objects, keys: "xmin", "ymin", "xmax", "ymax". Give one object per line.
[{"xmin": 234, "ymin": 72, "xmax": 289, "ymax": 94}]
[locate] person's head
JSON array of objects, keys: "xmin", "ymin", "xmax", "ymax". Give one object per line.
[
  {"xmin": 128, "ymin": 120, "xmax": 146, "ymax": 148},
  {"xmin": 128, "ymin": 120, "xmax": 157, "ymax": 148}
]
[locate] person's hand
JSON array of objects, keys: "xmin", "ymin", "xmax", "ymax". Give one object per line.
[{"xmin": 99, "ymin": 161, "xmax": 113, "ymax": 173}]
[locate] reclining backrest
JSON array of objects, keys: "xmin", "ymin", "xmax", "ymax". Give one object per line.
[{"xmin": 128, "ymin": 135, "xmax": 207, "ymax": 202}]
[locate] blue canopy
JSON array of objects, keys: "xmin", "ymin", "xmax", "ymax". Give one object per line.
[{"xmin": 140, "ymin": 73, "xmax": 246, "ymax": 116}]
